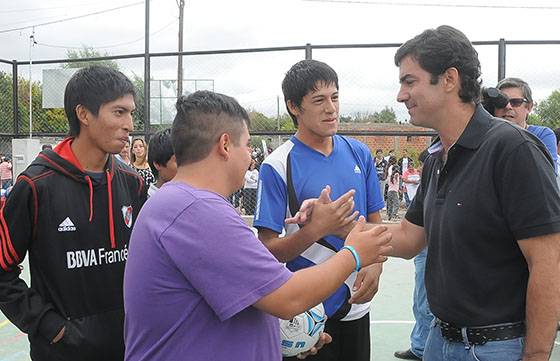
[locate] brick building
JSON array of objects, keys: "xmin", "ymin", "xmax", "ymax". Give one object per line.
[{"xmin": 339, "ymin": 122, "xmax": 435, "ymax": 159}]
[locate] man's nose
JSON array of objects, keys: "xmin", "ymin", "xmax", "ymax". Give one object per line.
[
  {"xmin": 124, "ymin": 114, "xmax": 134, "ymax": 132},
  {"xmin": 324, "ymin": 99, "xmax": 336, "ymax": 113},
  {"xmin": 397, "ymin": 87, "xmax": 408, "ymax": 103}
]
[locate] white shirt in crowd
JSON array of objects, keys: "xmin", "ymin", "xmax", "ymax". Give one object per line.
[{"xmin": 244, "ymin": 169, "xmax": 259, "ymax": 189}]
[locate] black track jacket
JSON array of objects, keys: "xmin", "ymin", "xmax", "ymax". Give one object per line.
[{"xmin": 0, "ymin": 138, "xmax": 147, "ymax": 361}]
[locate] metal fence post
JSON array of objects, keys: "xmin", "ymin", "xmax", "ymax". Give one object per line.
[
  {"xmin": 144, "ymin": 0, "xmax": 151, "ymax": 141},
  {"xmin": 498, "ymin": 38, "xmax": 506, "ymax": 82},
  {"xmin": 12, "ymin": 60, "xmax": 18, "ymax": 136},
  {"xmin": 305, "ymin": 43, "xmax": 312, "ymax": 60}
]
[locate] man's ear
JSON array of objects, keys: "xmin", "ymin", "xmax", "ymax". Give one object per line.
[
  {"xmin": 442, "ymin": 67, "xmax": 460, "ymax": 94},
  {"xmin": 76, "ymin": 104, "xmax": 90, "ymax": 128},
  {"xmin": 286, "ymin": 100, "xmax": 301, "ymax": 118},
  {"xmin": 217, "ymin": 133, "xmax": 232, "ymax": 160},
  {"xmin": 169, "ymin": 154, "xmax": 177, "ymax": 166}
]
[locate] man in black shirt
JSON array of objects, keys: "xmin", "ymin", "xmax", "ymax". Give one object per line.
[{"xmin": 385, "ymin": 25, "xmax": 560, "ymax": 361}]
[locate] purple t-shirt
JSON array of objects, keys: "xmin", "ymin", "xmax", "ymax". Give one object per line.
[{"xmin": 124, "ymin": 182, "xmax": 292, "ymax": 361}]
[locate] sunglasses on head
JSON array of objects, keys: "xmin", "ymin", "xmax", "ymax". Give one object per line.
[{"xmin": 500, "ymin": 97, "xmax": 528, "ymax": 108}]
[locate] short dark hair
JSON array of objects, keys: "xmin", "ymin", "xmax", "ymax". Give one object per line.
[
  {"xmin": 554, "ymin": 128, "xmax": 560, "ymax": 146},
  {"xmin": 496, "ymin": 77, "xmax": 533, "ymax": 104},
  {"xmin": 172, "ymin": 91, "xmax": 250, "ymax": 166},
  {"xmin": 64, "ymin": 65, "xmax": 135, "ymax": 136},
  {"xmin": 148, "ymin": 128, "xmax": 174, "ymax": 179},
  {"xmin": 394, "ymin": 25, "xmax": 481, "ymax": 103},
  {"xmin": 281, "ymin": 60, "xmax": 339, "ymax": 126}
]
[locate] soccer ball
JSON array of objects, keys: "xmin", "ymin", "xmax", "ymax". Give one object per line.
[{"xmin": 280, "ymin": 303, "xmax": 327, "ymax": 357}]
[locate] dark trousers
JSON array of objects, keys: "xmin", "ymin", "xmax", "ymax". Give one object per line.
[{"xmin": 284, "ymin": 313, "xmax": 370, "ymax": 361}]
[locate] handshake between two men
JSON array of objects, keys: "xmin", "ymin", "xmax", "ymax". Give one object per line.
[{"xmin": 285, "ymin": 185, "xmax": 394, "ymax": 287}]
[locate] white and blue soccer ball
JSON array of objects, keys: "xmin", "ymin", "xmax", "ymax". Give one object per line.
[{"xmin": 280, "ymin": 303, "xmax": 327, "ymax": 357}]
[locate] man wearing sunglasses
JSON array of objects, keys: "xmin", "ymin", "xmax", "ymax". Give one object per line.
[{"xmin": 494, "ymin": 77, "xmax": 558, "ymax": 173}]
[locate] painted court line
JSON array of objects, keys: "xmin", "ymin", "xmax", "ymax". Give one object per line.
[{"xmin": 370, "ymin": 320, "xmax": 415, "ymax": 324}]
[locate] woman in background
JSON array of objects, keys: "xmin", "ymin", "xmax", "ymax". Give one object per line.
[
  {"xmin": 132, "ymin": 138, "xmax": 155, "ymax": 187},
  {"xmin": 386, "ymin": 157, "xmax": 401, "ymax": 221}
]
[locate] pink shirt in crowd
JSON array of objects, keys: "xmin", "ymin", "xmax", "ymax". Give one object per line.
[
  {"xmin": 0, "ymin": 162, "xmax": 12, "ymax": 181},
  {"xmin": 388, "ymin": 172, "xmax": 400, "ymax": 192}
]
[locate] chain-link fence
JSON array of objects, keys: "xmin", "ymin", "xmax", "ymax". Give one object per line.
[
  {"xmin": 0, "ymin": 40, "xmax": 559, "ymax": 210},
  {"xmin": 2, "ymin": 40, "xmax": 560, "ymax": 141},
  {"xmin": 13, "ymin": 57, "xmax": 147, "ymax": 136},
  {"xmin": 0, "ymin": 61, "xmax": 14, "ymax": 137},
  {"xmin": 229, "ymin": 133, "xmax": 434, "ymax": 216}
]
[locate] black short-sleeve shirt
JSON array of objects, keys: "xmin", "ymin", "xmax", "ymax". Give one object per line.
[{"xmin": 406, "ymin": 105, "xmax": 560, "ymax": 327}]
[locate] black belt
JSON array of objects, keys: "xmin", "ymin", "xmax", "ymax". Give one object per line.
[{"xmin": 435, "ymin": 318, "xmax": 525, "ymax": 346}]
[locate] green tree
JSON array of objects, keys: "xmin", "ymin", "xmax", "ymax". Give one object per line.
[
  {"xmin": 373, "ymin": 106, "xmax": 397, "ymax": 123},
  {"xmin": 279, "ymin": 113, "xmax": 296, "ymax": 131},
  {"xmin": 347, "ymin": 107, "xmax": 397, "ymax": 123},
  {"xmin": 0, "ymin": 71, "xmax": 14, "ymax": 133},
  {"xmin": 17, "ymin": 77, "xmax": 68, "ymax": 134},
  {"xmin": 131, "ymin": 73, "xmax": 145, "ymax": 132},
  {"xmin": 534, "ymin": 90, "xmax": 560, "ymax": 129},
  {"xmin": 248, "ymin": 110, "xmax": 274, "ymax": 131},
  {"xmin": 246, "ymin": 111, "xmax": 296, "ymax": 132},
  {"xmin": 61, "ymin": 47, "xmax": 120, "ymax": 70},
  {"xmin": 352, "ymin": 112, "xmax": 373, "ymax": 122}
]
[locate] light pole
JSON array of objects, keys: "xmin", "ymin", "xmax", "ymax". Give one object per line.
[
  {"xmin": 177, "ymin": 0, "xmax": 185, "ymax": 97},
  {"xmin": 28, "ymin": 28, "xmax": 36, "ymax": 138}
]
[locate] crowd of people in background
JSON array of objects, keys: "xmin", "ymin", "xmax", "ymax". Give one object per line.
[
  {"xmin": 374, "ymin": 148, "xmax": 423, "ymax": 221},
  {"xmin": 0, "ymin": 133, "xmax": 266, "ymax": 213}
]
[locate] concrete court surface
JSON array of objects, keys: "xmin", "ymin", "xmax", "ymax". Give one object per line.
[{"xmin": 1, "ymin": 257, "xmax": 560, "ymax": 361}]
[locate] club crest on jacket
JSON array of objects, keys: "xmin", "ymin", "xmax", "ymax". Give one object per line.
[{"xmin": 122, "ymin": 205, "xmax": 133, "ymax": 228}]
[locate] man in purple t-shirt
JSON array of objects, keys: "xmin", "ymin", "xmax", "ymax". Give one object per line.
[{"xmin": 123, "ymin": 91, "xmax": 393, "ymax": 361}]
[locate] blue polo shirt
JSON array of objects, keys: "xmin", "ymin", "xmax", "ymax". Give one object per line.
[{"xmin": 527, "ymin": 124, "xmax": 558, "ymax": 174}]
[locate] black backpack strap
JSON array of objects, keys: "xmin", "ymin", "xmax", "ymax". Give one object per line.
[{"xmin": 285, "ymin": 152, "xmax": 301, "ymax": 220}]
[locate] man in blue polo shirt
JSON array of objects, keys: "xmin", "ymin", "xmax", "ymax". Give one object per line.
[
  {"xmin": 494, "ymin": 77, "xmax": 558, "ymax": 174},
  {"xmin": 254, "ymin": 59, "xmax": 384, "ymax": 361}
]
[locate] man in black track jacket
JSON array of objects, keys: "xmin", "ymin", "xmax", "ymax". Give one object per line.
[{"xmin": 0, "ymin": 66, "xmax": 147, "ymax": 361}]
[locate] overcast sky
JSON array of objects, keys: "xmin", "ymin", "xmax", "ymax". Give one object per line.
[{"xmin": 1, "ymin": 0, "xmax": 559, "ymax": 121}]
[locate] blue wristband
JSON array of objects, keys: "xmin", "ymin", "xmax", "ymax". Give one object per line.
[{"xmin": 341, "ymin": 245, "xmax": 361, "ymax": 272}]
